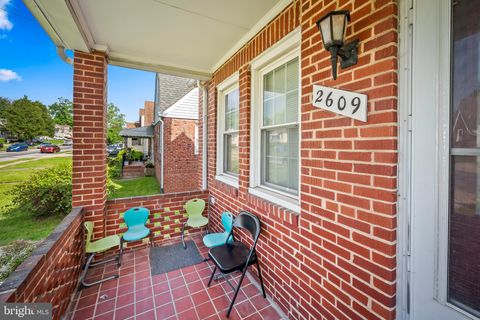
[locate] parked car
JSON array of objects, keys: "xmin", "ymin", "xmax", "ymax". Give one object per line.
[
  {"xmin": 112, "ymin": 143, "xmax": 124, "ymax": 149},
  {"xmin": 6, "ymin": 143, "xmax": 29, "ymax": 152},
  {"xmin": 107, "ymin": 144, "xmax": 121, "ymax": 157},
  {"xmin": 31, "ymin": 139, "xmax": 45, "ymax": 146},
  {"xmin": 40, "ymin": 144, "xmax": 61, "ymax": 153},
  {"xmin": 63, "ymin": 139, "xmax": 72, "ymax": 146},
  {"xmin": 37, "ymin": 143, "xmax": 50, "ymax": 149}
]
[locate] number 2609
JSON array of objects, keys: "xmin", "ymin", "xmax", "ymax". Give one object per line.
[{"xmin": 315, "ymin": 89, "xmax": 361, "ymax": 114}]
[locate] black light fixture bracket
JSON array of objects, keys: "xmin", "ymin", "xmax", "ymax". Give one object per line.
[{"xmin": 338, "ymin": 38, "xmax": 359, "ymax": 69}]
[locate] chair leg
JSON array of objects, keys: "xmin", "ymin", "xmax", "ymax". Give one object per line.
[
  {"xmin": 149, "ymin": 232, "xmax": 154, "ymax": 247},
  {"xmin": 181, "ymin": 222, "xmax": 187, "ymax": 249},
  {"xmin": 207, "ymin": 266, "xmax": 217, "ymax": 287},
  {"xmin": 226, "ymin": 268, "xmax": 248, "ymax": 318},
  {"xmin": 256, "ymin": 261, "xmax": 266, "ymax": 298},
  {"xmin": 118, "ymin": 237, "xmax": 124, "ymax": 267},
  {"xmin": 81, "ymin": 253, "xmax": 119, "ymax": 288}
]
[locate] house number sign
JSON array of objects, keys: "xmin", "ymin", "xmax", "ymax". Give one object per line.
[{"xmin": 312, "ymin": 84, "xmax": 367, "ymax": 122}]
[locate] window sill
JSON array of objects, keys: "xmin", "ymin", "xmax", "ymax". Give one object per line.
[
  {"xmin": 248, "ymin": 187, "xmax": 300, "ymax": 213},
  {"xmin": 215, "ymin": 174, "xmax": 239, "ymax": 189}
]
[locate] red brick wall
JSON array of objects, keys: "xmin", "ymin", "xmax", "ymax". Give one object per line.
[
  {"xmin": 72, "ymin": 50, "xmax": 108, "ymax": 240},
  {"xmin": 163, "ymin": 117, "xmax": 200, "ymax": 193},
  {"xmin": 105, "ymin": 191, "xmax": 209, "ymax": 249},
  {"xmin": 0, "ymin": 208, "xmax": 84, "ymax": 320},
  {"xmin": 204, "ymin": 1, "xmax": 398, "ymax": 319}
]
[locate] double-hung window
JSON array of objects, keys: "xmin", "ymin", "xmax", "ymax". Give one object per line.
[
  {"xmin": 216, "ymin": 73, "xmax": 240, "ymax": 188},
  {"xmin": 250, "ymin": 29, "xmax": 300, "ymax": 212},
  {"xmin": 261, "ymin": 58, "xmax": 299, "ymax": 193}
]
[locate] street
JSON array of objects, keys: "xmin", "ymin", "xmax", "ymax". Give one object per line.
[{"xmin": 0, "ymin": 146, "xmax": 72, "ymax": 162}]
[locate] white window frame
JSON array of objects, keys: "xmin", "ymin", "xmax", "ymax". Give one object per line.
[
  {"xmin": 249, "ymin": 28, "xmax": 301, "ymax": 213},
  {"xmin": 216, "ymin": 72, "xmax": 240, "ymax": 188}
]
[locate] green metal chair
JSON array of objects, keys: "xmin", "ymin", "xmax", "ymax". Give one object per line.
[
  {"xmin": 119, "ymin": 207, "xmax": 152, "ymax": 265},
  {"xmin": 181, "ymin": 199, "xmax": 207, "ymax": 249},
  {"xmin": 80, "ymin": 221, "xmax": 121, "ymax": 287}
]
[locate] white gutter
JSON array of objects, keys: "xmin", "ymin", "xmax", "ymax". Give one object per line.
[
  {"xmin": 158, "ymin": 118, "xmax": 164, "ymax": 191},
  {"xmin": 200, "ymin": 81, "xmax": 208, "ymax": 190},
  {"xmin": 56, "ymin": 46, "xmax": 73, "ymax": 65}
]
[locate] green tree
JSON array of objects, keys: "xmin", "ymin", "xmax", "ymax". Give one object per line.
[
  {"xmin": 3, "ymin": 96, "xmax": 54, "ymax": 140},
  {"xmin": 107, "ymin": 103, "xmax": 126, "ymax": 144},
  {"xmin": 0, "ymin": 97, "xmax": 10, "ymax": 117},
  {"xmin": 0, "ymin": 97, "xmax": 10, "ymax": 132},
  {"xmin": 48, "ymin": 98, "xmax": 73, "ymax": 127}
]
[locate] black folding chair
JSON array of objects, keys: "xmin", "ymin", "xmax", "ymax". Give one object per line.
[{"xmin": 207, "ymin": 211, "xmax": 266, "ymax": 318}]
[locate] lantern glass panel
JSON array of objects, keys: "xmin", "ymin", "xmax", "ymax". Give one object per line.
[
  {"xmin": 332, "ymin": 14, "xmax": 347, "ymax": 42},
  {"xmin": 319, "ymin": 17, "xmax": 332, "ymax": 47}
]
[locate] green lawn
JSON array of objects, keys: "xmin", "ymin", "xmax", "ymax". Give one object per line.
[
  {"xmin": 0, "ymin": 157, "xmax": 71, "ymax": 246},
  {"xmin": 0, "ymin": 157, "xmax": 35, "ymax": 167},
  {"xmin": 110, "ymin": 176, "xmax": 161, "ymax": 199},
  {"xmin": 42, "ymin": 139, "xmax": 65, "ymax": 145},
  {"xmin": 5, "ymin": 156, "xmax": 71, "ymax": 169}
]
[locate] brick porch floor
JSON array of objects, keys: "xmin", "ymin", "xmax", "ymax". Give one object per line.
[{"xmin": 67, "ymin": 236, "xmax": 285, "ymax": 320}]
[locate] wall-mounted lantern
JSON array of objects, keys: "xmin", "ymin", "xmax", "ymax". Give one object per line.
[{"xmin": 316, "ymin": 10, "xmax": 359, "ymax": 80}]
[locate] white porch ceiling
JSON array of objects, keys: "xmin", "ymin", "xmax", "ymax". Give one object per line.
[{"xmin": 23, "ymin": 0, "xmax": 292, "ymax": 79}]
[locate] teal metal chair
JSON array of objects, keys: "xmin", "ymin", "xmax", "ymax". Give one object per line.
[
  {"xmin": 119, "ymin": 207, "xmax": 152, "ymax": 265},
  {"xmin": 203, "ymin": 212, "xmax": 234, "ymax": 249},
  {"xmin": 80, "ymin": 221, "xmax": 121, "ymax": 287},
  {"xmin": 181, "ymin": 199, "xmax": 207, "ymax": 249}
]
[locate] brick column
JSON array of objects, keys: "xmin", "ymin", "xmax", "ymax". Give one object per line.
[{"xmin": 72, "ymin": 51, "xmax": 108, "ymax": 239}]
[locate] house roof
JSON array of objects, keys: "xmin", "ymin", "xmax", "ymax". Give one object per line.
[
  {"xmin": 119, "ymin": 125, "xmax": 154, "ymax": 138},
  {"xmin": 161, "ymin": 88, "xmax": 198, "ymax": 120},
  {"xmin": 22, "ymin": 0, "xmax": 291, "ymax": 79}
]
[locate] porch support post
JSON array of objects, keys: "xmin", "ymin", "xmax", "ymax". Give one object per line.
[{"xmin": 72, "ymin": 50, "xmax": 108, "ymax": 239}]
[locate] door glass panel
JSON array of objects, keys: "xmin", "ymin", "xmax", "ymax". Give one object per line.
[{"xmin": 448, "ymin": 0, "xmax": 480, "ymax": 315}]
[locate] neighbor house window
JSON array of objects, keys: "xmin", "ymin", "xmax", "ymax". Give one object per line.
[
  {"xmin": 216, "ymin": 72, "xmax": 240, "ymax": 188},
  {"xmin": 250, "ymin": 29, "xmax": 300, "ymax": 212}
]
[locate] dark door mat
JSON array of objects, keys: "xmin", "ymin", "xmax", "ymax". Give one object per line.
[{"xmin": 150, "ymin": 241, "xmax": 204, "ymax": 275}]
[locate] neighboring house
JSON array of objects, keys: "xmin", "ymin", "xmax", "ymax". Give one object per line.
[
  {"xmin": 124, "ymin": 122, "xmax": 138, "ymax": 129},
  {"xmin": 54, "ymin": 124, "xmax": 72, "ymax": 139},
  {"xmin": 154, "ymin": 87, "xmax": 199, "ymax": 193},
  {"xmin": 120, "ymin": 101, "xmax": 155, "ymax": 156},
  {"xmin": 120, "ymin": 75, "xmax": 198, "ymax": 193}
]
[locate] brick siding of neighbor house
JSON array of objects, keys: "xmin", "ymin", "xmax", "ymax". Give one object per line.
[
  {"xmin": 0, "ymin": 208, "xmax": 84, "ymax": 320},
  {"xmin": 105, "ymin": 190, "xmax": 209, "ymax": 249},
  {"xmin": 163, "ymin": 118, "xmax": 200, "ymax": 193},
  {"xmin": 202, "ymin": 1, "xmax": 398, "ymax": 319},
  {"xmin": 154, "ymin": 123, "xmax": 162, "ymax": 187},
  {"xmin": 72, "ymin": 51, "xmax": 108, "ymax": 241},
  {"xmin": 143, "ymin": 101, "xmax": 155, "ymax": 126}
]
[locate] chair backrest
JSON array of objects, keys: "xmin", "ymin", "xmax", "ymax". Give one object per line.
[
  {"xmin": 123, "ymin": 207, "xmax": 149, "ymax": 227},
  {"xmin": 232, "ymin": 211, "xmax": 261, "ymax": 244},
  {"xmin": 184, "ymin": 199, "xmax": 206, "ymax": 218},
  {"xmin": 221, "ymin": 212, "xmax": 234, "ymax": 234},
  {"xmin": 84, "ymin": 221, "xmax": 94, "ymax": 248}
]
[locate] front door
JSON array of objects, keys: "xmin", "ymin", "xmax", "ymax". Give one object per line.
[{"xmin": 408, "ymin": 0, "xmax": 480, "ymax": 319}]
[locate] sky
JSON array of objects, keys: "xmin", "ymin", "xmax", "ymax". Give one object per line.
[{"xmin": 0, "ymin": 0, "xmax": 155, "ymax": 122}]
